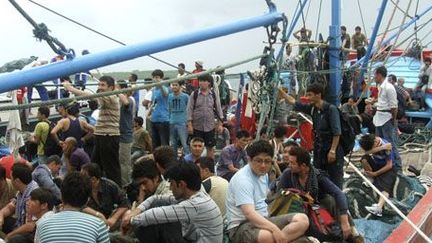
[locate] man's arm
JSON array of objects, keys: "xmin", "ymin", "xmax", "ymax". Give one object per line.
[
  {"xmin": 50, "ymin": 119, "xmax": 64, "ymax": 145},
  {"xmin": 36, "ymin": 171, "xmax": 61, "ymax": 200},
  {"xmin": 118, "ymin": 93, "xmax": 130, "ymax": 106},
  {"xmin": 240, "ymin": 204, "xmax": 283, "ymax": 235},
  {"xmin": 63, "ymin": 81, "xmax": 92, "ymax": 96},
  {"xmin": 0, "ymin": 201, "xmax": 16, "ymax": 228},
  {"xmin": 278, "ymin": 87, "xmax": 296, "ymax": 105},
  {"xmin": 220, "ymin": 150, "xmax": 238, "ymax": 173},
  {"xmin": 371, "ymin": 159, "xmax": 393, "ymax": 177},
  {"xmin": 6, "ymin": 222, "xmax": 36, "ymax": 240},
  {"xmin": 293, "ymin": 30, "xmax": 301, "ymax": 40}
]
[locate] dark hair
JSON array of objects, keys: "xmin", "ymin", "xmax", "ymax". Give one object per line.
[
  {"xmin": 99, "ymin": 76, "xmax": 115, "ymax": 87},
  {"xmin": 273, "ymin": 126, "xmax": 287, "ymax": 139},
  {"xmin": 117, "ymin": 80, "xmax": 128, "ymax": 89},
  {"xmin": 30, "ymin": 188, "xmax": 55, "ymax": 210},
  {"xmin": 425, "ymin": 57, "xmax": 431, "ymax": 63},
  {"xmin": 88, "ymin": 99, "xmax": 99, "ymax": 111},
  {"xmin": 359, "ymin": 134, "xmax": 376, "ymax": 151},
  {"xmin": 38, "ymin": 106, "xmax": 50, "ymax": 118},
  {"xmin": 198, "ymin": 74, "xmax": 213, "ymax": 83},
  {"xmin": 355, "ymin": 26, "xmax": 361, "ymax": 31},
  {"xmin": 236, "ymin": 130, "xmax": 250, "ymax": 139},
  {"xmin": 134, "ymin": 116, "xmax": 144, "ymax": 127},
  {"xmin": 388, "ymin": 74, "xmax": 397, "ymax": 83},
  {"xmin": 153, "ymin": 146, "xmax": 178, "ymax": 170},
  {"xmin": 81, "ymin": 163, "xmax": 102, "ymax": 179},
  {"xmin": 0, "ymin": 165, "xmax": 6, "ymax": 180},
  {"xmin": 190, "ymin": 137, "xmax": 205, "ymax": 144},
  {"xmin": 283, "ymin": 140, "xmax": 299, "ymax": 148},
  {"xmin": 11, "ymin": 163, "xmax": 32, "ymax": 185},
  {"xmin": 130, "ymin": 73, "xmax": 138, "ymax": 81},
  {"xmin": 132, "ymin": 159, "xmax": 160, "ymax": 180},
  {"xmin": 47, "ymin": 155, "xmax": 62, "ymax": 165},
  {"xmin": 247, "ymin": 140, "xmax": 274, "ymax": 159},
  {"xmin": 341, "ymin": 26, "xmax": 346, "ymax": 31},
  {"xmin": 197, "ymin": 157, "xmax": 215, "ymax": 174},
  {"xmin": 60, "ymin": 76, "xmax": 71, "ymax": 82},
  {"xmin": 375, "ymin": 66, "xmax": 387, "ymax": 78},
  {"xmin": 165, "ymin": 162, "xmax": 201, "ymax": 191},
  {"xmin": 260, "ymin": 127, "xmax": 268, "ymax": 136},
  {"xmin": 152, "ymin": 69, "xmax": 164, "ymax": 78},
  {"xmin": 66, "ymin": 102, "xmax": 80, "ymax": 117},
  {"xmin": 288, "ymin": 147, "xmax": 311, "ymax": 167},
  {"xmin": 7, "ymin": 234, "xmax": 33, "ymax": 243},
  {"xmin": 306, "ymin": 83, "xmax": 325, "ymax": 96},
  {"xmin": 178, "ymin": 63, "xmax": 185, "ymax": 69},
  {"xmin": 61, "ymin": 172, "xmax": 91, "ymax": 207}
]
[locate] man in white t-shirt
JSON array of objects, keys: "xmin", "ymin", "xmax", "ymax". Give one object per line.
[{"xmin": 372, "ymin": 66, "xmax": 402, "ymax": 171}]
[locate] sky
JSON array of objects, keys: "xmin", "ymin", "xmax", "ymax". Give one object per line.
[{"xmin": 1, "ymin": 0, "xmax": 431, "ymax": 75}]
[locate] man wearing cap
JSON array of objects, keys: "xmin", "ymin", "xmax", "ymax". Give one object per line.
[{"xmin": 190, "ymin": 61, "xmax": 204, "ymax": 91}]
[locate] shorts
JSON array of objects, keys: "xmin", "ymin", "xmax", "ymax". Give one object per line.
[
  {"xmin": 193, "ymin": 129, "xmax": 216, "ymax": 148},
  {"xmin": 228, "ymin": 214, "xmax": 296, "ymax": 243}
]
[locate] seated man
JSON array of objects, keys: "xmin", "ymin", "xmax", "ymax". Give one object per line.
[
  {"xmin": 122, "ymin": 162, "xmax": 223, "ymax": 243},
  {"xmin": 35, "ymin": 172, "xmax": 109, "ymax": 242},
  {"xmin": 32, "ymin": 155, "xmax": 62, "ymax": 202},
  {"xmin": 0, "ymin": 164, "xmax": 39, "ymax": 234},
  {"xmin": 5, "ymin": 188, "xmax": 55, "ymax": 241},
  {"xmin": 131, "ymin": 116, "xmax": 152, "ymax": 163},
  {"xmin": 277, "ymin": 146, "xmax": 353, "ymax": 240},
  {"xmin": 217, "ymin": 130, "xmax": 250, "ymax": 181},
  {"xmin": 183, "ymin": 137, "xmax": 205, "ymax": 164},
  {"xmin": 225, "ymin": 140, "xmax": 309, "ymax": 243},
  {"xmin": 0, "ymin": 165, "xmax": 16, "ymax": 210},
  {"xmin": 62, "ymin": 137, "xmax": 91, "ymax": 173},
  {"xmin": 81, "ymin": 163, "xmax": 129, "ymax": 230},
  {"xmin": 131, "ymin": 159, "xmax": 172, "ymax": 206},
  {"xmin": 197, "ymin": 157, "xmax": 229, "ymax": 216},
  {"xmin": 152, "ymin": 145, "xmax": 178, "ymax": 175},
  {"xmin": 359, "ymin": 134, "xmax": 398, "ymax": 217}
]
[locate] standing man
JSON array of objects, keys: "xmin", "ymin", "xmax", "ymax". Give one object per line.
[
  {"xmin": 118, "ymin": 80, "xmax": 136, "ymax": 186},
  {"xmin": 341, "ymin": 26, "xmax": 351, "ymax": 62},
  {"xmin": 372, "ymin": 66, "xmax": 402, "ymax": 171},
  {"xmin": 168, "ymin": 80, "xmax": 190, "ymax": 155},
  {"xmin": 64, "ymin": 76, "xmax": 122, "ymax": 186},
  {"xmin": 30, "ymin": 106, "xmax": 50, "ymax": 165},
  {"xmin": 190, "ymin": 61, "xmax": 204, "ymax": 92},
  {"xmin": 187, "ymin": 74, "xmax": 224, "ymax": 159},
  {"xmin": 279, "ymin": 83, "xmax": 344, "ymax": 188},
  {"xmin": 352, "ymin": 26, "xmax": 368, "ymax": 60},
  {"xmin": 148, "ymin": 69, "xmax": 170, "ymax": 148},
  {"xmin": 283, "ymin": 44, "xmax": 298, "ymax": 95},
  {"xmin": 128, "ymin": 73, "xmax": 140, "ymax": 116}
]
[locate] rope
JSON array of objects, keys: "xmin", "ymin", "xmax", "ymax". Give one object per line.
[
  {"xmin": 356, "ymin": 0, "xmax": 368, "ymax": 37},
  {"xmin": 314, "ymin": 0, "xmax": 323, "ymax": 41},
  {"xmin": 27, "ymin": 0, "xmax": 189, "ymax": 73},
  {"xmin": 377, "ymin": 0, "xmax": 399, "ymax": 50},
  {"xmin": 298, "ymin": 0, "xmax": 307, "ymax": 30},
  {"xmin": 345, "ymin": 157, "xmax": 432, "ymax": 243},
  {"xmin": 389, "ymin": 0, "xmax": 414, "ymax": 18},
  {"xmin": 8, "ymin": 0, "xmax": 73, "ymax": 58},
  {"xmin": 383, "ymin": 0, "xmax": 413, "ymax": 65},
  {"xmin": 0, "ymin": 54, "xmax": 267, "ymax": 112}
]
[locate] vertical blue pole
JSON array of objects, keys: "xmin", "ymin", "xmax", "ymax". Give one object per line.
[
  {"xmin": 328, "ymin": 0, "xmax": 341, "ymax": 105},
  {"xmin": 355, "ymin": 0, "xmax": 389, "ymax": 97}
]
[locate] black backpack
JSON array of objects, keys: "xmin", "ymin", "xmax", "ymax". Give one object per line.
[
  {"xmin": 314, "ymin": 103, "xmax": 356, "ymax": 156},
  {"xmin": 42, "ymin": 121, "xmax": 63, "ymax": 157}
]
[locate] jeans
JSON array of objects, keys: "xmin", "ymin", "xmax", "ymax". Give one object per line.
[
  {"xmin": 119, "ymin": 142, "xmax": 133, "ymax": 187},
  {"xmin": 151, "ymin": 122, "xmax": 170, "ymax": 147},
  {"xmin": 27, "ymin": 85, "xmax": 49, "ymax": 103},
  {"xmin": 169, "ymin": 124, "xmax": 190, "ymax": 155},
  {"xmin": 313, "ymin": 143, "xmax": 344, "ymax": 189},
  {"xmin": 375, "ymin": 120, "xmax": 402, "ymax": 170}
]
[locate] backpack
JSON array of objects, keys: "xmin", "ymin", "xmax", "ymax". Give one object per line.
[
  {"xmin": 42, "ymin": 121, "xmax": 63, "ymax": 157},
  {"xmin": 313, "ymin": 103, "xmax": 356, "ymax": 155},
  {"xmin": 268, "ymin": 189, "xmax": 308, "ymax": 217},
  {"xmin": 192, "ymin": 90, "xmax": 223, "ymax": 122}
]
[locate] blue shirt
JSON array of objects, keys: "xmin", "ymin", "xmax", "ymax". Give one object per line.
[
  {"xmin": 226, "ymin": 164, "xmax": 269, "ymax": 230},
  {"xmin": 371, "ymin": 138, "xmax": 396, "ymax": 170},
  {"xmin": 151, "ymin": 86, "xmax": 169, "ymax": 123},
  {"xmin": 132, "ymin": 91, "xmax": 140, "ymax": 114},
  {"xmin": 168, "ymin": 92, "xmax": 189, "ymax": 124},
  {"xmin": 120, "ymin": 97, "xmax": 134, "ymax": 143}
]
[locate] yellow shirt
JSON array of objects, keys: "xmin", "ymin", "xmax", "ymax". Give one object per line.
[{"xmin": 34, "ymin": 121, "xmax": 50, "ymax": 155}]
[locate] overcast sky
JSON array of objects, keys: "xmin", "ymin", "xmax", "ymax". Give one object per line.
[{"xmin": 1, "ymin": 0, "xmax": 431, "ymax": 74}]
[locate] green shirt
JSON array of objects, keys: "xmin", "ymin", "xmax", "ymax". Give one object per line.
[{"xmin": 34, "ymin": 121, "xmax": 49, "ymax": 155}]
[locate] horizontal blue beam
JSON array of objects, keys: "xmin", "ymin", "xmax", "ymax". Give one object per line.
[{"xmin": 0, "ymin": 11, "xmax": 284, "ymax": 93}]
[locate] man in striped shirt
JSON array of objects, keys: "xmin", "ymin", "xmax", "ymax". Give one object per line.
[
  {"xmin": 122, "ymin": 162, "xmax": 223, "ymax": 243},
  {"xmin": 35, "ymin": 172, "xmax": 109, "ymax": 243}
]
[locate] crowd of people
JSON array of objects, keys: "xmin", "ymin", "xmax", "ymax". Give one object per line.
[{"xmin": 0, "ymin": 38, "xmax": 430, "ymax": 243}]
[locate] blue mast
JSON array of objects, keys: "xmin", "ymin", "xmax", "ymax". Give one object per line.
[
  {"xmin": 327, "ymin": 0, "xmax": 341, "ymax": 105},
  {"xmin": 0, "ymin": 10, "xmax": 284, "ymax": 93}
]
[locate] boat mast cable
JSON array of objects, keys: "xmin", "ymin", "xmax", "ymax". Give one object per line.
[
  {"xmin": 314, "ymin": 0, "xmax": 323, "ymax": 41},
  {"xmin": 356, "ymin": 0, "xmax": 368, "ymax": 37},
  {"xmin": 27, "ymin": 0, "xmax": 190, "ymax": 73}
]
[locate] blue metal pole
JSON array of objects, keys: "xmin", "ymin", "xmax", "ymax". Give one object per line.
[
  {"xmin": 354, "ymin": 3, "xmax": 432, "ymax": 68},
  {"xmin": 0, "ymin": 12, "xmax": 284, "ymax": 93},
  {"xmin": 354, "ymin": 0, "xmax": 389, "ymax": 98},
  {"xmin": 327, "ymin": 0, "xmax": 341, "ymax": 105}
]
